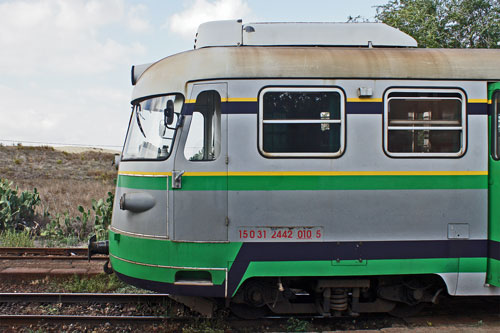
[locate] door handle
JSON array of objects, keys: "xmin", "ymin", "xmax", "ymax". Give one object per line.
[{"xmin": 172, "ymin": 170, "xmax": 185, "ymax": 189}]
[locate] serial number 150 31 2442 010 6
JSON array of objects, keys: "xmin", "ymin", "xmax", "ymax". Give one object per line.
[{"xmin": 237, "ymin": 227, "xmax": 323, "ymax": 242}]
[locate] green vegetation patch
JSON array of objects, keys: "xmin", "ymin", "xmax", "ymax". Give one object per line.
[
  {"xmin": 52, "ymin": 273, "xmax": 135, "ymax": 293},
  {"xmin": 0, "ymin": 229, "xmax": 34, "ymax": 247},
  {"xmin": 0, "ymin": 178, "xmax": 40, "ymax": 230}
]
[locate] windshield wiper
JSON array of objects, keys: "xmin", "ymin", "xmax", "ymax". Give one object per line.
[{"xmin": 136, "ymin": 109, "xmax": 147, "ymax": 138}]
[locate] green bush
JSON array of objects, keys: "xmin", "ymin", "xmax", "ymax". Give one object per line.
[
  {"xmin": 0, "ymin": 179, "xmax": 40, "ymax": 230},
  {"xmin": 92, "ymin": 191, "xmax": 114, "ymax": 240},
  {"xmin": 40, "ymin": 191, "xmax": 114, "ymax": 244},
  {"xmin": 40, "ymin": 212, "xmax": 71, "ymax": 242}
]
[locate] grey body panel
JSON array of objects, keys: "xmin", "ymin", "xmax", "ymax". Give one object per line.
[
  {"xmin": 112, "ymin": 186, "xmax": 167, "ymax": 237},
  {"xmin": 228, "ymin": 79, "xmax": 487, "ymax": 102},
  {"xmin": 456, "ymin": 273, "xmax": 500, "ymax": 295},
  {"xmin": 174, "ymin": 190, "xmax": 228, "ymax": 241},
  {"xmin": 227, "ymin": 189, "xmax": 487, "ymax": 242},
  {"xmin": 228, "ymin": 113, "xmax": 487, "ymax": 172},
  {"xmin": 226, "ymin": 83, "xmax": 487, "ymax": 241}
]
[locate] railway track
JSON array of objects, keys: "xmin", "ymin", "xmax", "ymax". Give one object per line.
[
  {"xmin": 0, "ymin": 292, "xmax": 498, "ymax": 331},
  {"xmin": 0, "ymin": 247, "xmax": 107, "ymax": 260},
  {"xmin": 0, "ymin": 292, "xmax": 173, "ymax": 326},
  {"xmin": 0, "ymin": 292, "xmax": 169, "ymax": 303},
  {"xmin": 0, "ymin": 314, "xmax": 167, "ymax": 325},
  {"xmin": 0, "ymin": 247, "xmax": 107, "ymax": 276}
]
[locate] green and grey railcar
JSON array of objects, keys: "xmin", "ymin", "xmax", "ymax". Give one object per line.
[{"xmin": 108, "ymin": 20, "xmax": 500, "ymax": 316}]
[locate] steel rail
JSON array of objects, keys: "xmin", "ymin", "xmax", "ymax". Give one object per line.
[
  {"xmin": 0, "ymin": 247, "xmax": 88, "ymax": 256},
  {"xmin": 0, "ymin": 314, "xmax": 167, "ymax": 325},
  {"xmin": 0, "ymin": 293, "xmax": 170, "ymax": 304},
  {"xmin": 0, "ymin": 255, "xmax": 107, "ymax": 260},
  {"xmin": 0, "ymin": 247, "xmax": 108, "ymax": 260}
]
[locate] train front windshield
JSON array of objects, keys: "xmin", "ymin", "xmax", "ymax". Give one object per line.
[{"xmin": 122, "ymin": 94, "xmax": 183, "ymax": 160}]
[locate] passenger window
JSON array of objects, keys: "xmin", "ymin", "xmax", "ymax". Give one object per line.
[
  {"xmin": 493, "ymin": 91, "xmax": 500, "ymax": 160},
  {"xmin": 384, "ymin": 89, "xmax": 466, "ymax": 157},
  {"xmin": 184, "ymin": 91, "xmax": 221, "ymax": 161},
  {"xmin": 258, "ymin": 87, "xmax": 345, "ymax": 157}
]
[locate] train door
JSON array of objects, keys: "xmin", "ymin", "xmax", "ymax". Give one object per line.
[
  {"xmin": 488, "ymin": 82, "xmax": 500, "ymax": 287},
  {"xmin": 172, "ymin": 83, "xmax": 228, "ymax": 241}
]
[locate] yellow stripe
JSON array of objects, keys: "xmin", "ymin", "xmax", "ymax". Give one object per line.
[
  {"xmin": 469, "ymin": 99, "xmax": 488, "ymax": 104},
  {"xmin": 187, "ymin": 98, "xmax": 488, "ymax": 104},
  {"xmin": 228, "ymin": 97, "xmax": 258, "ymax": 102},
  {"xmin": 118, "ymin": 171, "xmax": 171, "ymax": 176},
  {"xmin": 119, "ymin": 170, "xmax": 487, "ymax": 177},
  {"xmin": 227, "ymin": 171, "xmax": 487, "ymax": 176},
  {"xmin": 347, "ymin": 98, "xmax": 383, "ymax": 103},
  {"xmin": 186, "ymin": 97, "xmax": 258, "ymax": 104}
]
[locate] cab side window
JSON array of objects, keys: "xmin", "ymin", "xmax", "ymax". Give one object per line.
[
  {"xmin": 184, "ymin": 91, "xmax": 222, "ymax": 161},
  {"xmin": 384, "ymin": 88, "xmax": 466, "ymax": 157}
]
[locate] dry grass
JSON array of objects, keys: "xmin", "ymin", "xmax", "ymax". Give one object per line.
[
  {"xmin": 17, "ymin": 179, "xmax": 114, "ymax": 219},
  {"xmin": 0, "ymin": 145, "xmax": 117, "ymax": 220}
]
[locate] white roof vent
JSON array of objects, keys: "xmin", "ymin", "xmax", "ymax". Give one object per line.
[
  {"xmin": 194, "ymin": 20, "xmax": 417, "ymax": 49},
  {"xmin": 195, "ymin": 19, "xmax": 243, "ymax": 48}
]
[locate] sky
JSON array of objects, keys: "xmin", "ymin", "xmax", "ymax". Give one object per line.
[{"xmin": 0, "ymin": 0, "xmax": 386, "ymax": 150}]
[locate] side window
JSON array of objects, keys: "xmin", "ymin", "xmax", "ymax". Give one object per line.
[
  {"xmin": 184, "ymin": 91, "xmax": 221, "ymax": 161},
  {"xmin": 384, "ymin": 88, "xmax": 466, "ymax": 157},
  {"xmin": 258, "ymin": 87, "xmax": 345, "ymax": 157}
]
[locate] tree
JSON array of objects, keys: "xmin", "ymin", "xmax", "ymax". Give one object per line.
[{"xmin": 375, "ymin": 0, "xmax": 500, "ymax": 48}]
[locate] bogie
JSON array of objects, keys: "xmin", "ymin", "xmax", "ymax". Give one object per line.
[{"xmin": 229, "ymin": 275, "xmax": 445, "ymax": 318}]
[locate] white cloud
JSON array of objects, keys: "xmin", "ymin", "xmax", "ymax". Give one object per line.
[
  {"xmin": 166, "ymin": 0, "xmax": 252, "ymax": 38},
  {"xmin": 0, "ymin": 83, "xmax": 130, "ymax": 147},
  {"xmin": 128, "ymin": 4, "xmax": 152, "ymax": 33},
  {"xmin": 0, "ymin": 0, "xmax": 150, "ymax": 147},
  {"xmin": 0, "ymin": 0, "xmax": 148, "ymax": 77}
]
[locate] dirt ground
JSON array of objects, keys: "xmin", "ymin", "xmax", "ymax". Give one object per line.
[{"xmin": 0, "ymin": 144, "xmax": 117, "ymax": 218}]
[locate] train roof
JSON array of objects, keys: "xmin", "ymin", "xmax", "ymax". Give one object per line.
[{"xmin": 132, "ymin": 46, "xmax": 500, "ymax": 101}]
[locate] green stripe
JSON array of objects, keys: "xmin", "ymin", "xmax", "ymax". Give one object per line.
[
  {"xmin": 242, "ymin": 258, "xmax": 461, "ymax": 278},
  {"xmin": 183, "ymin": 175, "xmax": 487, "ymax": 191},
  {"xmin": 110, "ymin": 232, "xmax": 489, "ymax": 294},
  {"xmin": 109, "ymin": 230, "xmax": 241, "ymax": 285},
  {"xmin": 118, "ymin": 174, "xmax": 487, "ymax": 191},
  {"xmin": 117, "ymin": 175, "xmax": 169, "ymax": 190},
  {"xmin": 110, "ymin": 230, "xmax": 241, "ymax": 268},
  {"xmin": 110, "ymin": 257, "xmax": 229, "ymax": 284},
  {"xmin": 242, "ymin": 257, "xmax": 487, "ymax": 279},
  {"xmin": 459, "ymin": 257, "xmax": 487, "ymax": 273},
  {"xmin": 236, "ymin": 257, "xmax": 487, "ymax": 294},
  {"xmin": 487, "ymin": 258, "xmax": 500, "ymax": 286},
  {"xmin": 228, "ymin": 175, "xmax": 487, "ymax": 191},
  {"xmin": 181, "ymin": 176, "xmax": 227, "ymax": 191}
]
